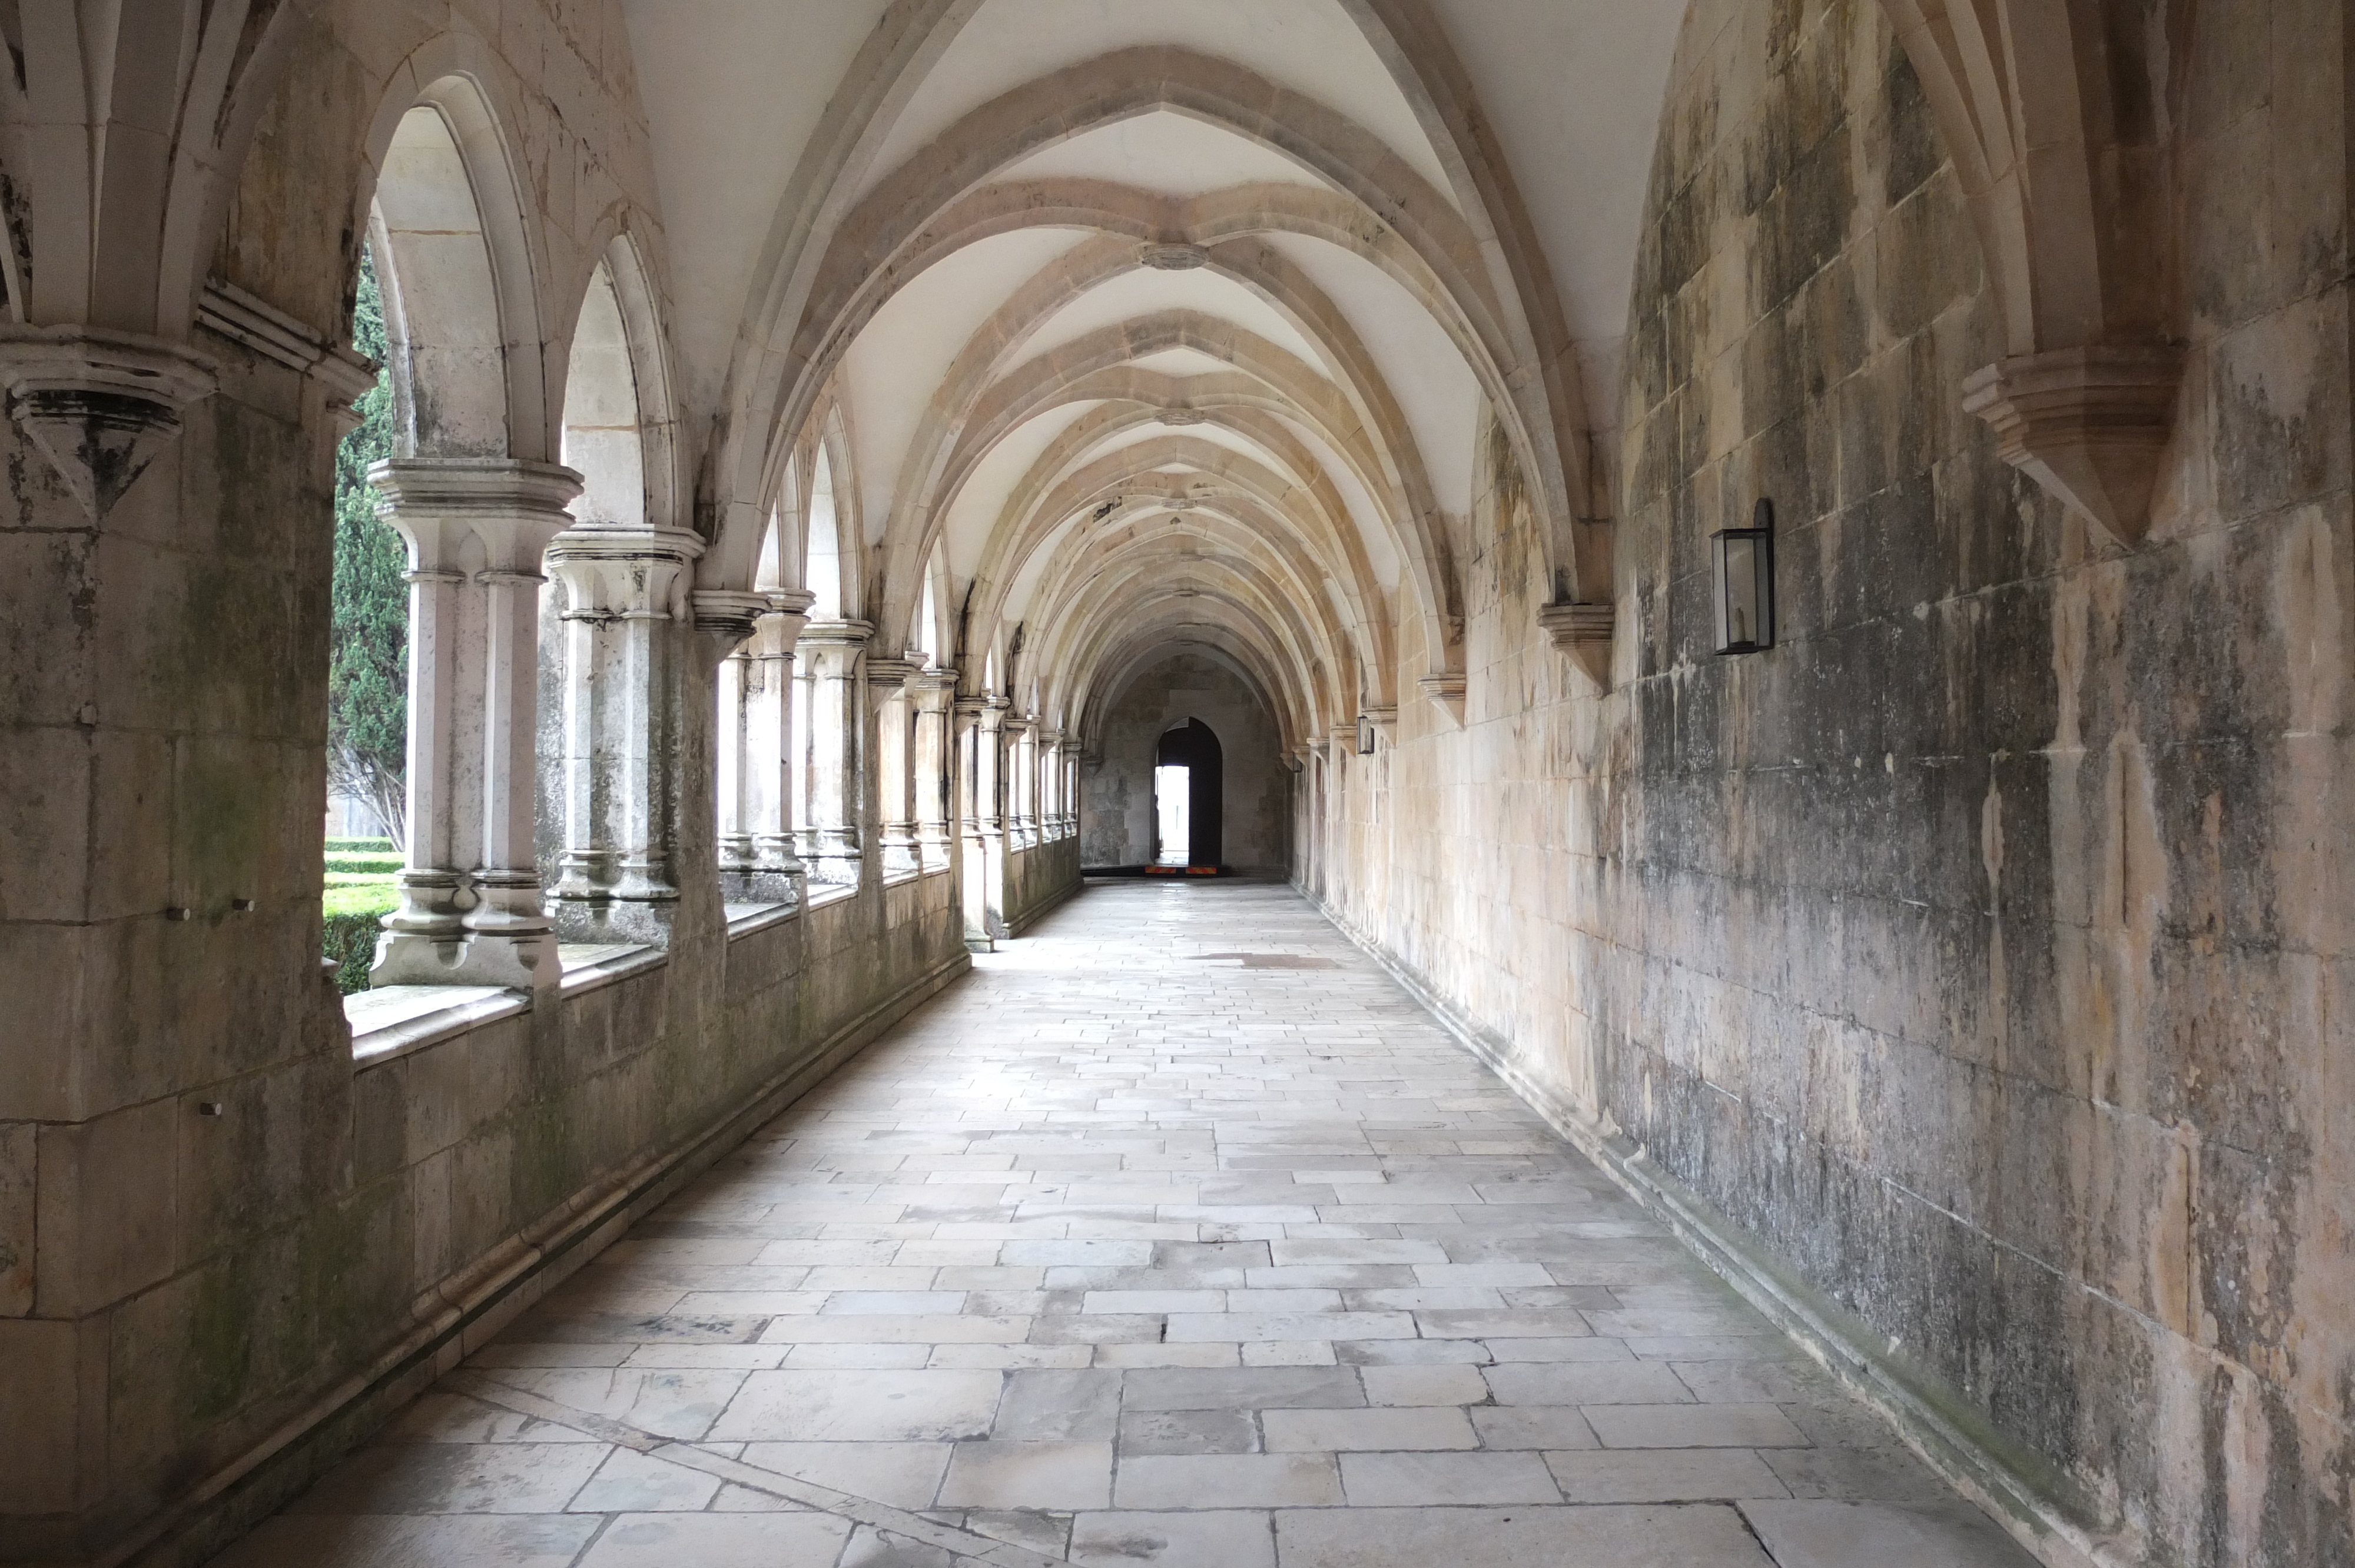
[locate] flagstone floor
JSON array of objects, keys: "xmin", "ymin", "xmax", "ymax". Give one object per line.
[{"xmin": 217, "ymin": 878, "xmax": 2039, "ymax": 1567}]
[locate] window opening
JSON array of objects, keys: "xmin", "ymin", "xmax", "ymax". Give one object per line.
[{"xmin": 323, "ymin": 241, "xmax": 404, "ymax": 993}]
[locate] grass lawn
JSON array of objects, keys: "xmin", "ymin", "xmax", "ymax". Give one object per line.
[{"xmin": 324, "ymin": 839, "xmax": 399, "ymax": 995}]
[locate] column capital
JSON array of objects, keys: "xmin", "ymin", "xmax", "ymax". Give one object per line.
[
  {"xmin": 799, "ymin": 617, "xmax": 875, "ymax": 649},
  {"xmin": 691, "ymin": 590, "xmax": 769, "ymax": 659},
  {"xmin": 546, "ymin": 524, "xmax": 703, "ymax": 620},
  {"xmin": 957, "ymin": 694, "xmax": 1011, "ymax": 727},
  {"xmin": 369, "ymin": 456, "xmax": 583, "ymax": 516},
  {"xmin": 757, "ymin": 589, "xmax": 817, "ymax": 655},
  {"xmin": 374, "ymin": 457, "xmax": 585, "ymax": 573},
  {"xmin": 0, "ymin": 325, "xmax": 218, "ymax": 519},
  {"xmin": 864, "ymin": 656, "xmax": 921, "ymax": 713}
]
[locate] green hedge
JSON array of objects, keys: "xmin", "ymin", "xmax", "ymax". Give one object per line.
[
  {"xmin": 325, "ymin": 852, "xmax": 404, "ymax": 875},
  {"xmin": 326, "ymin": 836, "xmax": 394, "ymax": 852},
  {"xmin": 324, "ymin": 881, "xmax": 400, "ymax": 995}
]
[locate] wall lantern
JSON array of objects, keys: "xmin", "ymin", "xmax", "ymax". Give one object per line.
[
  {"xmin": 1713, "ymin": 498, "xmax": 1776, "ymax": 654},
  {"xmin": 1355, "ymin": 714, "xmax": 1377, "ymax": 755}
]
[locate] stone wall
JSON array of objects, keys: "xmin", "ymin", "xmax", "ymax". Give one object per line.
[
  {"xmin": 1005, "ymin": 837, "xmax": 1083, "ymax": 933},
  {"xmin": 1082, "ymin": 652, "xmax": 1290, "ymax": 870},
  {"xmin": 1309, "ymin": 3, "xmax": 2355, "ymax": 1566}
]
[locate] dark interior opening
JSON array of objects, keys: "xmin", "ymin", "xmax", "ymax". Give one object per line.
[{"xmin": 1155, "ymin": 717, "xmax": 1223, "ymax": 869}]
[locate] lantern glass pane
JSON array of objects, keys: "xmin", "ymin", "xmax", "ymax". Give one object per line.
[{"xmin": 1724, "ymin": 536, "xmax": 1760, "ymax": 649}]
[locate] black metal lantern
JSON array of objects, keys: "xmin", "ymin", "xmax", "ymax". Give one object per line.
[
  {"xmin": 1712, "ymin": 498, "xmax": 1776, "ymax": 654},
  {"xmin": 1355, "ymin": 714, "xmax": 1376, "ymax": 755}
]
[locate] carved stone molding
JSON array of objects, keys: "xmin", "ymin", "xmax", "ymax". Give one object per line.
[
  {"xmin": 1537, "ymin": 599, "xmax": 1614, "ymax": 688},
  {"xmin": 764, "ymin": 587, "xmax": 819, "ymax": 651},
  {"xmin": 1536, "ymin": 600, "xmax": 1613, "ymax": 649},
  {"xmin": 1417, "ymin": 673, "xmax": 1466, "ymax": 727},
  {"xmin": 864, "ymin": 655, "xmax": 923, "ymax": 706},
  {"xmin": 689, "ymin": 589, "xmax": 771, "ymax": 653},
  {"xmin": 1961, "ymin": 345, "xmax": 2185, "ymax": 545},
  {"xmin": 198, "ymin": 278, "xmax": 379, "ymax": 403},
  {"xmin": 1139, "ymin": 242, "xmax": 1209, "ymax": 270},
  {"xmin": 0, "ymin": 327, "xmax": 218, "ymax": 519}
]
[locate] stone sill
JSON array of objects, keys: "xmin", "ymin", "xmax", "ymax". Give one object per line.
[
  {"xmin": 725, "ymin": 900, "xmax": 796, "ymax": 939},
  {"xmin": 881, "ymin": 868, "xmax": 924, "ymax": 888},
  {"xmin": 804, "ymin": 883, "xmax": 859, "ymax": 913},
  {"xmin": 557, "ymin": 942, "xmax": 665, "ymax": 997},
  {"xmin": 346, "ymin": 942, "xmax": 667, "ymax": 1063},
  {"xmin": 348, "ymin": 985, "xmax": 528, "ymax": 1068}
]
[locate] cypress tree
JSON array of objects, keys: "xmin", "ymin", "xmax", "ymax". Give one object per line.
[{"xmin": 326, "ymin": 247, "xmax": 409, "ymax": 848}]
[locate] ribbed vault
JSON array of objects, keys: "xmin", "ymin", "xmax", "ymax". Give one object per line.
[{"xmin": 650, "ymin": 0, "xmax": 1685, "ymax": 769}]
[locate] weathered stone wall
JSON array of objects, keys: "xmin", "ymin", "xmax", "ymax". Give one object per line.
[
  {"xmin": 1005, "ymin": 837, "xmax": 1083, "ymax": 932},
  {"xmin": 1311, "ymin": 4, "xmax": 2355, "ymax": 1566},
  {"xmin": 1082, "ymin": 652, "xmax": 1289, "ymax": 869}
]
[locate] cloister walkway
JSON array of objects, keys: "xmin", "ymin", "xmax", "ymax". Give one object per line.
[{"xmin": 220, "ymin": 881, "xmax": 2036, "ymax": 1568}]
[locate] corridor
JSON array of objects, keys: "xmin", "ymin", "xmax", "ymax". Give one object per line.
[{"xmin": 221, "ymin": 882, "xmax": 2035, "ymax": 1568}]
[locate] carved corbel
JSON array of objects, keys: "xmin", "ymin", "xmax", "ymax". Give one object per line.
[
  {"xmin": 690, "ymin": 590, "xmax": 771, "ymax": 659},
  {"xmin": 1537, "ymin": 600, "xmax": 1614, "ymax": 687},
  {"xmin": 1885, "ymin": 0, "xmax": 2182, "ymax": 546},
  {"xmin": 1961, "ymin": 346, "xmax": 2184, "ymax": 544},
  {"xmin": 1417, "ymin": 673, "xmax": 1466, "ymax": 727},
  {"xmin": 765, "ymin": 586, "xmax": 818, "ymax": 646},
  {"xmin": 0, "ymin": 327, "xmax": 218, "ymax": 519},
  {"xmin": 864, "ymin": 656, "xmax": 922, "ymax": 707}
]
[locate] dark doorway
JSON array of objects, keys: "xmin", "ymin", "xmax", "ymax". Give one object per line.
[{"xmin": 1155, "ymin": 718, "xmax": 1223, "ymax": 868}]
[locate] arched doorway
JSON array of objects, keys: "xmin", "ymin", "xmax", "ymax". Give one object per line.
[{"xmin": 1153, "ymin": 719, "xmax": 1223, "ymax": 869}]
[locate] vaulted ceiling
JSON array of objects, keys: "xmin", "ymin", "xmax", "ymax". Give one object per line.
[{"xmin": 624, "ymin": 0, "xmax": 1686, "ymax": 745}]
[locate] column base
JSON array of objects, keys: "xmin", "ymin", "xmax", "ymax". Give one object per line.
[
  {"xmin": 371, "ymin": 926, "xmax": 559, "ymax": 990},
  {"xmin": 550, "ymin": 896, "xmax": 678, "ymax": 945},
  {"xmin": 808, "ymin": 856, "xmax": 863, "ymax": 888},
  {"xmin": 721, "ymin": 867, "xmax": 805, "ymax": 906}
]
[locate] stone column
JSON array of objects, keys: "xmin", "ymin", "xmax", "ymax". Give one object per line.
[
  {"xmin": 370, "ymin": 459, "xmax": 582, "ymax": 989},
  {"xmin": 543, "ymin": 521, "xmax": 705, "ymax": 942},
  {"xmin": 698, "ymin": 589, "xmax": 800, "ymax": 906},
  {"xmin": 1040, "ymin": 729, "xmax": 1066, "ymax": 838},
  {"xmin": 798, "ymin": 619, "xmax": 872, "ymax": 886},
  {"xmin": 717, "ymin": 641, "xmax": 755, "ymax": 873},
  {"xmin": 957, "ymin": 695, "xmax": 1009, "ymax": 946},
  {"xmin": 866, "ymin": 656, "xmax": 921, "ymax": 876},
  {"xmin": 732, "ymin": 589, "xmax": 814, "ymax": 904},
  {"xmin": 910, "ymin": 669, "xmax": 957, "ymax": 872},
  {"xmin": 1006, "ymin": 716, "xmax": 1036, "ymax": 848}
]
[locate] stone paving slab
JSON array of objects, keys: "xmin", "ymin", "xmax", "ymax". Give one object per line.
[{"xmin": 214, "ymin": 881, "xmax": 2041, "ymax": 1568}]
